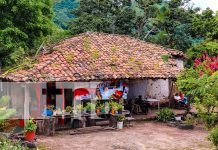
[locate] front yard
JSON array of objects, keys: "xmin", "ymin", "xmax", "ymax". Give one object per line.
[{"xmin": 38, "ymin": 121, "xmax": 213, "ymax": 150}]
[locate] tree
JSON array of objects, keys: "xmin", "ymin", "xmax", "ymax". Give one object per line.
[
  {"xmin": 186, "ymin": 41, "xmax": 218, "ymax": 66},
  {"xmin": 70, "ymin": 0, "xmax": 135, "ymax": 35},
  {"xmin": 177, "ymin": 53, "xmax": 218, "ymax": 129},
  {"xmin": 192, "ymin": 8, "xmax": 218, "ymax": 40},
  {"xmin": 149, "ymin": 0, "xmax": 199, "ymax": 51},
  {"xmin": 54, "ymin": 0, "xmax": 79, "ymax": 29},
  {"xmin": 0, "ymin": 0, "xmax": 54, "ymax": 66}
]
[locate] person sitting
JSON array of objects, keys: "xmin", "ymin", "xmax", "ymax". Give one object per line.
[
  {"xmin": 174, "ymin": 93, "xmax": 188, "ymax": 105},
  {"xmin": 135, "ymin": 95, "xmax": 150, "ymax": 114}
]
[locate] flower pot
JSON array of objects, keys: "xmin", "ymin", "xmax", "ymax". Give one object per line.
[
  {"xmin": 117, "ymin": 121, "xmax": 123, "ymax": 129},
  {"xmin": 53, "ymin": 111, "xmax": 57, "ymax": 116},
  {"xmin": 101, "ymin": 109, "xmax": 106, "ymax": 113},
  {"xmin": 96, "ymin": 109, "xmax": 100, "ymax": 113},
  {"xmin": 118, "ymin": 110, "xmax": 122, "ymax": 114},
  {"xmin": 24, "ymin": 131, "xmax": 36, "ymax": 141},
  {"xmin": 111, "ymin": 109, "xmax": 116, "ymax": 114}
]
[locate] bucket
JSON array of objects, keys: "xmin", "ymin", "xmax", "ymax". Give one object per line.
[{"xmin": 117, "ymin": 122, "xmax": 123, "ymax": 129}]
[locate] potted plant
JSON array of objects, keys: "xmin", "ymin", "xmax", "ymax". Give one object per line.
[
  {"xmin": 85, "ymin": 102, "xmax": 96, "ymax": 114},
  {"xmin": 100, "ymin": 104, "xmax": 106, "ymax": 113},
  {"xmin": 24, "ymin": 118, "xmax": 37, "ymax": 141},
  {"xmin": 117, "ymin": 115, "xmax": 125, "ymax": 129},
  {"xmin": 96, "ymin": 105, "xmax": 101, "ymax": 113},
  {"xmin": 76, "ymin": 104, "xmax": 84, "ymax": 114},
  {"xmin": 109, "ymin": 101, "xmax": 117, "ymax": 114},
  {"xmin": 117, "ymin": 104, "xmax": 123, "ymax": 114},
  {"xmin": 65, "ymin": 106, "xmax": 73, "ymax": 115}
]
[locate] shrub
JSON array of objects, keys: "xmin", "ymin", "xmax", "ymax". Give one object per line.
[
  {"xmin": 117, "ymin": 116, "xmax": 125, "ymax": 122},
  {"xmin": 85, "ymin": 102, "xmax": 96, "ymax": 111},
  {"xmin": 65, "ymin": 106, "xmax": 73, "ymax": 113},
  {"xmin": 0, "ymin": 137, "xmax": 24, "ymax": 150},
  {"xmin": 208, "ymin": 125, "xmax": 218, "ymax": 149},
  {"xmin": 156, "ymin": 108, "xmax": 175, "ymax": 122},
  {"xmin": 24, "ymin": 118, "xmax": 37, "ymax": 132}
]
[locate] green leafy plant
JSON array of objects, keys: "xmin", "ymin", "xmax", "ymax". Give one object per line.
[
  {"xmin": 24, "ymin": 118, "xmax": 37, "ymax": 132},
  {"xmin": 208, "ymin": 125, "xmax": 218, "ymax": 149},
  {"xmin": 156, "ymin": 108, "xmax": 175, "ymax": 122},
  {"xmin": 66, "ymin": 106, "xmax": 73, "ymax": 113},
  {"xmin": 0, "ymin": 96, "xmax": 16, "ymax": 127},
  {"xmin": 117, "ymin": 115, "xmax": 125, "ymax": 122},
  {"xmin": 117, "ymin": 104, "xmax": 123, "ymax": 111},
  {"xmin": 91, "ymin": 49, "xmax": 100, "ymax": 59},
  {"xmin": 109, "ymin": 101, "xmax": 118, "ymax": 110},
  {"xmin": 0, "ymin": 137, "xmax": 24, "ymax": 150},
  {"xmin": 85, "ymin": 102, "xmax": 96, "ymax": 111},
  {"xmin": 184, "ymin": 115, "xmax": 196, "ymax": 125},
  {"xmin": 177, "ymin": 54, "xmax": 218, "ymax": 129},
  {"xmin": 76, "ymin": 104, "xmax": 84, "ymax": 111},
  {"xmin": 161, "ymin": 54, "xmax": 170, "ymax": 62}
]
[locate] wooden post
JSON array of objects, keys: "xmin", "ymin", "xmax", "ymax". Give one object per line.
[{"xmin": 24, "ymin": 84, "xmax": 30, "ymax": 122}]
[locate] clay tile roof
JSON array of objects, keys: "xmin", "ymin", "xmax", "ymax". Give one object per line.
[{"xmin": 1, "ymin": 32, "xmax": 184, "ymax": 82}]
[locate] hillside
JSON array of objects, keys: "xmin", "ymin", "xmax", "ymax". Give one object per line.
[{"xmin": 54, "ymin": 0, "xmax": 79, "ymax": 29}]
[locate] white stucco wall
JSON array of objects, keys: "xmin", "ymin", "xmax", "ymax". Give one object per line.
[
  {"xmin": 146, "ymin": 79, "xmax": 169, "ymax": 100},
  {"xmin": 128, "ymin": 79, "xmax": 170, "ymax": 100},
  {"xmin": 176, "ymin": 58, "xmax": 184, "ymax": 70}
]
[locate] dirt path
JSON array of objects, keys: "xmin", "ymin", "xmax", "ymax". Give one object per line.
[{"xmin": 38, "ymin": 122, "xmax": 213, "ymax": 150}]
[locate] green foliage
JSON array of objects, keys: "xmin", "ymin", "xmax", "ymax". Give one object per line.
[
  {"xmin": 0, "ymin": 96, "xmax": 16, "ymax": 126},
  {"xmin": 0, "ymin": 137, "xmax": 24, "ymax": 150},
  {"xmin": 177, "ymin": 57, "xmax": 218, "ymax": 129},
  {"xmin": 76, "ymin": 104, "xmax": 84, "ymax": 111},
  {"xmin": 187, "ymin": 41, "xmax": 218, "ymax": 64},
  {"xmin": 24, "ymin": 118, "xmax": 37, "ymax": 132},
  {"xmin": 54, "ymin": 0, "xmax": 79, "ymax": 29},
  {"xmin": 109, "ymin": 101, "xmax": 118, "ymax": 110},
  {"xmin": 65, "ymin": 106, "xmax": 73, "ymax": 113},
  {"xmin": 192, "ymin": 8, "xmax": 218, "ymax": 40},
  {"xmin": 184, "ymin": 115, "xmax": 196, "ymax": 125},
  {"xmin": 85, "ymin": 102, "xmax": 96, "ymax": 111},
  {"xmin": 0, "ymin": 0, "xmax": 54, "ymax": 66},
  {"xmin": 161, "ymin": 54, "xmax": 170, "ymax": 62},
  {"xmin": 209, "ymin": 125, "xmax": 218, "ymax": 149},
  {"xmin": 156, "ymin": 108, "xmax": 175, "ymax": 122},
  {"xmin": 117, "ymin": 104, "xmax": 123, "ymax": 111},
  {"xmin": 117, "ymin": 115, "xmax": 125, "ymax": 122},
  {"xmin": 69, "ymin": 0, "xmax": 136, "ymax": 35}
]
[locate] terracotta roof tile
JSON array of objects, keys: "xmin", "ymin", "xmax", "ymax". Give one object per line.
[{"xmin": 1, "ymin": 32, "xmax": 184, "ymax": 82}]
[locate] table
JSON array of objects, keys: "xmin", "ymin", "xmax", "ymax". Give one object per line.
[{"xmin": 143, "ymin": 99, "xmax": 160, "ymax": 111}]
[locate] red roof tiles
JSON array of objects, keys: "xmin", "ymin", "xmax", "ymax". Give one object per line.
[{"xmin": 1, "ymin": 32, "xmax": 184, "ymax": 82}]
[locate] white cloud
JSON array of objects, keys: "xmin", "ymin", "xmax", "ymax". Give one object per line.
[{"xmin": 190, "ymin": 0, "xmax": 218, "ymax": 12}]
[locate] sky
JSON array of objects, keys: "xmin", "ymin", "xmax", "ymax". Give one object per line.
[{"xmin": 190, "ymin": 0, "xmax": 218, "ymax": 12}]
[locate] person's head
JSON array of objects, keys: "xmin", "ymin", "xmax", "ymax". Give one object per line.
[
  {"xmin": 175, "ymin": 93, "xmax": 179, "ymax": 96},
  {"xmin": 104, "ymin": 86, "xmax": 109, "ymax": 91},
  {"xmin": 138, "ymin": 95, "xmax": 142, "ymax": 99}
]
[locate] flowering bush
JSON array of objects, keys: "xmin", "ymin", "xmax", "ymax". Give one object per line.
[
  {"xmin": 194, "ymin": 53, "xmax": 218, "ymax": 76},
  {"xmin": 177, "ymin": 53, "xmax": 218, "ymax": 129}
]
